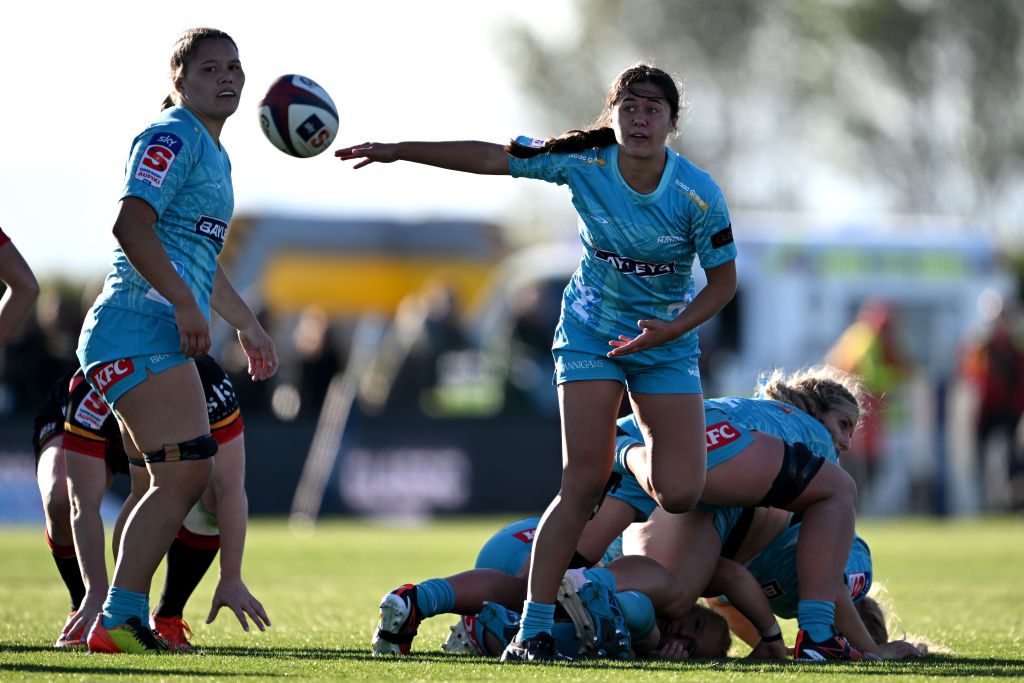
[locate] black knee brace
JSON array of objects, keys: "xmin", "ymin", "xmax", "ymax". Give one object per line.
[
  {"xmin": 756, "ymin": 441, "xmax": 825, "ymax": 508},
  {"xmin": 143, "ymin": 434, "xmax": 218, "ymax": 464}
]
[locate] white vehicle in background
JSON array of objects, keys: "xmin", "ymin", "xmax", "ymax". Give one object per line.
[{"xmin": 467, "ymin": 213, "xmax": 1016, "ymax": 516}]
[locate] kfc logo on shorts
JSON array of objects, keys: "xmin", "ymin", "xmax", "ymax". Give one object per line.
[
  {"xmin": 847, "ymin": 571, "xmax": 869, "ymax": 600},
  {"xmin": 74, "ymin": 389, "xmax": 111, "ymax": 430},
  {"xmin": 513, "ymin": 527, "xmax": 537, "ymax": 544},
  {"xmin": 134, "ymin": 132, "xmax": 183, "ymax": 188},
  {"xmin": 89, "ymin": 359, "xmax": 135, "ymax": 393},
  {"xmin": 706, "ymin": 421, "xmax": 742, "ymax": 450}
]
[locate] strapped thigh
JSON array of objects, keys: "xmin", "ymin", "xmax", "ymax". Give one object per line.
[
  {"xmin": 756, "ymin": 441, "xmax": 825, "ymax": 508},
  {"xmin": 143, "ymin": 434, "xmax": 218, "ymax": 464}
]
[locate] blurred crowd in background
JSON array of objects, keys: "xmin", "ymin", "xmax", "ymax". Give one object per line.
[{"xmin": 2, "ymin": 268, "xmax": 1023, "ymax": 517}]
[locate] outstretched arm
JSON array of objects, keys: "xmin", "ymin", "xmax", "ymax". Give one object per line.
[
  {"xmin": 335, "ymin": 140, "xmax": 511, "ymax": 175},
  {"xmin": 0, "ymin": 235, "xmax": 39, "ymax": 345},
  {"xmin": 203, "ymin": 432, "xmax": 270, "ymax": 632}
]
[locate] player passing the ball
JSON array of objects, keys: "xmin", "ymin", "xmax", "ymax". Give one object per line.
[
  {"xmin": 336, "ymin": 62, "xmax": 737, "ymax": 662},
  {"xmin": 75, "ymin": 27, "xmax": 277, "ymax": 654}
]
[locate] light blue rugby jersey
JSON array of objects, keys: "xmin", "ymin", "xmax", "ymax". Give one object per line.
[
  {"xmin": 93, "ymin": 106, "xmax": 233, "ymax": 323},
  {"xmin": 616, "ymin": 397, "xmax": 838, "ymax": 472},
  {"xmin": 613, "ymin": 397, "xmax": 839, "ymax": 551},
  {"xmin": 723, "ymin": 527, "xmax": 873, "ymax": 620},
  {"xmin": 508, "ymin": 137, "xmax": 736, "ymax": 349}
]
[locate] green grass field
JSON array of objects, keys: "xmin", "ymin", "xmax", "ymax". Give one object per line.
[{"xmin": 1, "ymin": 515, "xmax": 1022, "ymax": 680}]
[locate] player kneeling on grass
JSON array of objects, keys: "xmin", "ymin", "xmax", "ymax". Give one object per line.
[
  {"xmin": 696, "ymin": 506, "xmax": 925, "ymax": 660},
  {"xmin": 33, "ymin": 357, "xmax": 268, "ymax": 652}
]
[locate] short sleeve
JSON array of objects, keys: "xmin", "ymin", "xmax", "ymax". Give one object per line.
[{"xmin": 121, "ymin": 125, "xmax": 195, "ymax": 218}]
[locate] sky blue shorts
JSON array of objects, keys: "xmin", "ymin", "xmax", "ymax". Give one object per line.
[
  {"xmin": 552, "ymin": 318, "xmax": 702, "ymax": 394},
  {"xmin": 78, "ymin": 305, "xmax": 191, "ymax": 407},
  {"xmin": 474, "ymin": 516, "xmax": 540, "ymax": 575}
]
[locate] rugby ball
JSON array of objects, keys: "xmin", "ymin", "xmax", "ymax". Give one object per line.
[{"xmin": 258, "ymin": 74, "xmax": 338, "ymax": 158}]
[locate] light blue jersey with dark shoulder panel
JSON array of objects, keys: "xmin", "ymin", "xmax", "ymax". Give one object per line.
[
  {"xmin": 721, "ymin": 527, "xmax": 873, "ymax": 620},
  {"xmin": 94, "ymin": 106, "xmax": 233, "ymax": 324},
  {"xmin": 508, "ymin": 137, "xmax": 736, "ymax": 353}
]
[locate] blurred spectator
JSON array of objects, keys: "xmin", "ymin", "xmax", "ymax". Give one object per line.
[
  {"xmin": 504, "ymin": 280, "xmax": 560, "ymax": 415},
  {"xmin": 956, "ymin": 289, "xmax": 1024, "ymax": 510},
  {"xmin": 293, "ymin": 305, "xmax": 341, "ymax": 416},
  {"xmin": 1, "ymin": 287, "xmax": 80, "ymax": 416},
  {"xmin": 825, "ymin": 298, "xmax": 913, "ymax": 495}
]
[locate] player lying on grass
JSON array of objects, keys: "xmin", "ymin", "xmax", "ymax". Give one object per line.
[
  {"xmin": 373, "ymin": 364, "xmax": 876, "ymax": 661},
  {"xmin": 372, "ymin": 513, "xmax": 737, "ymax": 660},
  {"xmin": 612, "ymin": 365, "xmax": 878, "ymax": 661},
  {"xmin": 33, "ymin": 356, "xmax": 268, "ymax": 652}
]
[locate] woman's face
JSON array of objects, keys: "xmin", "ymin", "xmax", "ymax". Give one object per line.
[
  {"xmin": 820, "ymin": 409, "xmax": 856, "ymax": 455},
  {"xmin": 657, "ymin": 606, "xmax": 729, "ymax": 658},
  {"xmin": 176, "ymin": 38, "xmax": 244, "ymax": 125},
  {"xmin": 610, "ymin": 82, "xmax": 676, "ymax": 158}
]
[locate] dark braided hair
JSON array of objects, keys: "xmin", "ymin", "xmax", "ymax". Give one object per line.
[{"xmin": 505, "ymin": 63, "xmax": 683, "ymax": 159}]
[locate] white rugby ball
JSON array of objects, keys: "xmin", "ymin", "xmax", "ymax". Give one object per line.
[{"xmin": 258, "ymin": 74, "xmax": 338, "ymax": 158}]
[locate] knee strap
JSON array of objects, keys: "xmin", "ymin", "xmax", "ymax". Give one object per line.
[
  {"xmin": 144, "ymin": 434, "xmax": 218, "ymax": 464},
  {"xmin": 756, "ymin": 441, "xmax": 825, "ymax": 508}
]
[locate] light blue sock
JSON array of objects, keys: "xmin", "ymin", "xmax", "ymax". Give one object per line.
[
  {"xmin": 101, "ymin": 587, "xmax": 148, "ymax": 629},
  {"xmin": 583, "ymin": 567, "xmax": 617, "ymax": 593},
  {"xmin": 143, "ymin": 595, "xmax": 151, "ymax": 623},
  {"xmin": 516, "ymin": 601, "xmax": 555, "ymax": 641},
  {"xmin": 414, "ymin": 578, "xmax": 455, "ymax": 619},
  {"xmin": 797, "ymin": 599, "xmax": 835, "ymax": 642}
]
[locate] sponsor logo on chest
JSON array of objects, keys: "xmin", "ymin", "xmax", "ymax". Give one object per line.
[
  {"xmin": 594, "ymin": 248, "xmax": 675, "ymax": 277},
  {"xmin": 194, "ymin": 215, "xmax": 228, "ymax": 244}
]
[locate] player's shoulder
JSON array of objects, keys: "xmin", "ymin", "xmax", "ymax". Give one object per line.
[
  {"xmin": 133, "ymin": 107, "xmax": 206, "ymax": 154},
  {"xmin": 511, "ymin": 135, "xmax": 613, "ymax": 169},
  {"xmin": 666, "ymin": 149, "xmax": 724, "ymax": 206}
]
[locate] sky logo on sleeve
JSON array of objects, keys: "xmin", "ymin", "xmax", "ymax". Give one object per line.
[{"xmin": 134, "ymin": 132, "xmax": 183, "ymax": 188}]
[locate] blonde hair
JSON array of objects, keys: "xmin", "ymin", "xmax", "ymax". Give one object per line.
[
  {"xmin": 757, "ymin": 364, "xmax": 867, "ymax": 428},
  {"xmin": 865, "ymin": 581, "xmax": 946, "ymax": 655},
  {"xmin": 855, "ymin": 596, "xmax": 888, "ymax": 644}
]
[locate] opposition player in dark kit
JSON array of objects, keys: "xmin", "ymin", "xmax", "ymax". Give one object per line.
[{"xmin": 33, "ymin": 356, "xmax": 268, "ymax": 652}]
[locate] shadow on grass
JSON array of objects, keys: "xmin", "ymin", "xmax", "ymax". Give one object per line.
[
  {"xmin": 198, "ymin": 647, "xmax": 1024, "ymax": 675},
  {"xmin": 5, "ymin": 643, "xmax": 1022, "ymax": 677}
]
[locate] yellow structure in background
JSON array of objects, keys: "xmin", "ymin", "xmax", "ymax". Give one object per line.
[{"xmin": 261, "ymin": 253, "xmax": 495, "ymax": 318}]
